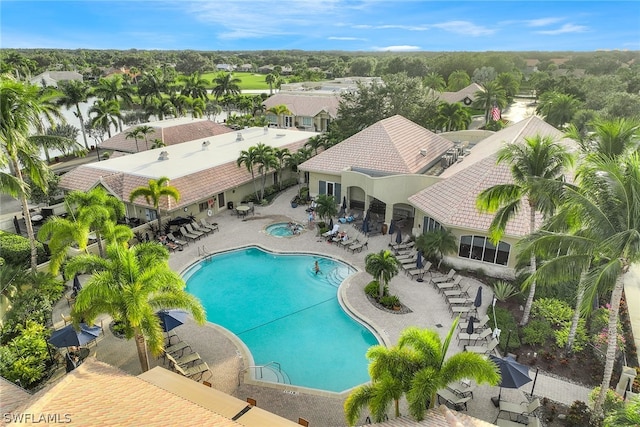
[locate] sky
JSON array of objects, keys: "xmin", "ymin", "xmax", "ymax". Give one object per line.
[{"xmin": 1, "ymin": 1, "xmax": 639, "ymax": 52}]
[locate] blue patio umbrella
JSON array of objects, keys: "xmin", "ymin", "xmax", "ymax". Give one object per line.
[
  {"xmin": 473, "ymin": 286, "xmax": 483, "ymax": 310},
  {"xmin": 489, "ymin": 354, "xmax": 532, "ymax": 402},
  {"xmin": 416, "ymin": 250, "xmax": 424, "ymax": 269},
  {"xmin": 466, "ymin": 316, "xmax": 475, "ymax": 334},
  {"xmin": 362, "ymin": 211, "xmax": 370, "ymax": 233},
  {"xmin": 72, "ymin": 274, "xmax": 82, "ymax": 294},
  {"xmin": 156, "ymin": 309, "xmax": 188, "ymax": 333},
  {"xmin": 49, "ymin": 323, "xmax": 101, "ymax": 348},
  {"xmin": 395, "ymin": 228, "xmax": 403, "ymax": 244},
  {"xmin": 388, "ymin": 220, "xmax": 396, "ymax": 236}
]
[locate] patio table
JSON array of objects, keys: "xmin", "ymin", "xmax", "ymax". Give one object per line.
[{"xmin": 236, "ymin": 206, "xmax": 250, "ymax": 217}]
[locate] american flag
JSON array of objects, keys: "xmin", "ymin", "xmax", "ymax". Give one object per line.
[{"xmin": 490, "ymin": 105, "xmax": 501, "ymax": 121}]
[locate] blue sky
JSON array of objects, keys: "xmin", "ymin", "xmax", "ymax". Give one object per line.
[{"xmin": 2, "ymin": 1, "xmax": 639, "ymax": 52}]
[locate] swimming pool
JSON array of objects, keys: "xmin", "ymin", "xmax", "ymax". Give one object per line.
[
  {"xmin": 183, "ymin": 247, "xmax": 379, "ymax": 392},
  {"xmin": 265, "ymin": 222, "xmax": 303, "ymax": 237}
]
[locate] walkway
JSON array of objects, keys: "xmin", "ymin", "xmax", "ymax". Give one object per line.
[{"xmin": 49, "ymin": 186, "xmax": 593, "ymax": 426}]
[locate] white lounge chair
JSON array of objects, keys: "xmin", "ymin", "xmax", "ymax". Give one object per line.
[
  {"xmin": 200, "ymin": 218, "xmax": 219, "ymax": 233},
  {"xmin": 185, "ymin": 223, "xmax": 204, "ymax": 237},
  {"xmin": 179, "ymin": 226, "xmax": 200, "ymax": 241},
  {"xmin": 432, "ymin": 268, "xmax": 456, "ymax": 284},
  {"xmin": 190, "ymin": 221, "xmax": 211, "ymax": 234},
  {"xmin": 496, "ymin": 398, "xmax": 541, "ymax": 424},
  {"xmin": 406, "ymin": 261, "xmax": 432, "ymax": 280},
  {"xmin": 464, "ymin": 338, "xmax": 499, "ymax": 354},
  {"xmin": 457, "ymin": 327, "xmax": 492, "ymax": 345},
  {"xmin": 437, "ymin": 388, "xmax": 472, "ymax": 411},
  {"xmin": 435, "ymin": 276, "xmax": 462, "ymax": 293}
]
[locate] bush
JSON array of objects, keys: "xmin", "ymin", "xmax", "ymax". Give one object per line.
[
  {"xmin": 492, "ymin": 281, "xmax": 520, "ymax": 302},
  {"xmin": 0, "ymin": 230, "xmax": 47, "ymax": 267},
  {"xmin": 364, "ymin": 280, "xmax": 388, "ymax": 298},
  {"xmin": 521, "ymin": 319, "xmax": 553, "ymax": 346},
  {"xmin": 589, "ymin": 387, "xmax": 625, "ymax": 417},
  {"xmin": 565, "ymin": 400, "xmax": 595, "ymax": 427},
  {"xmin": 489, "ymin": 306, "xmax": 521, "ymax": 352},
  {"xmin": 380, "ymin": 295, "xmax": 400, "ymax": 309},
  {"xmin": 0, "ymin": 320, "xmax": 51, "ymax": 389},
  {"xmin": 1, "ymin": 289, "xmax": 53, "ymax": 344},
  {"xmin": 554, "ymin": 319, "xmax": 589, "ymax": 352},
  {"xmin": 532, "ymin": 298, "xmax": 573, "ymax": 326}
]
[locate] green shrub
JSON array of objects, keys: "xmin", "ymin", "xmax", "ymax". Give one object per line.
[
  {"xmin": 521, "ymin": 319, "xmax": 553, "ymax": 346},
  {"xmin": 554, "ymin": 319, "xmax": 589, "ymax": 352},
  {"xmin": 489, "ymin": 306, "xmax": 521, "ymax": 352},
  {"xmin": 0, "ymin": 231, "xmax": 47, "ymax": 267},
  {"xmin": 589, "ymin": 387, "xmax": 625, "ymax": 416},
  {"xmin": 0, "ymin": 320, "xmax": 51, "ymax": 389},
  {"xmin": 564, "ymin": 400, "xmax": 594, "ymax": 427},
  {"xmin": 532, "ymin": 298, "xmax": 573, "ymax": 326},
  {"xmin": 364, "ymin": 281, "xmax": 388, "ymax": 298},
  {"xmin": 492, "ymin": 281, "xmax": 520, "ymax": 302},
  {"xmin": 379, "ymin": 295, "xmax": 400, "ymax": 309},
  {"xmin": 1, "ymin": 289, "xmax": 53, "ymax": 344},
  {"xmin": 534, "ymin": 278, "xmax": 580, "ymax": 305}
]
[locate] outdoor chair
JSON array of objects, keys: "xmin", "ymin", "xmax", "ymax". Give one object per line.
[
  {"xmin": 435, "ymin": 276, "xmax": 462, "ymax": 293},
  {"xmin": 496, "ymin": 416, "xmax": 541, "ymax": 427},
  {"xmin": 185, "ymin": 223, "xmax": 204, "ymax": 237},
  {"xmin": 167, "ymin": 351, "xmax": 202, "ymax": 368},
  {"xmin": 341, "ymin": 235, "xmax": 356, "ymax": 249},
  {"xmin": 432, "ymin": 269, "xmax": 457, "ymax": 284},
  {"xmin": 348, "ymin": 239, "xmax": 368, "ymax": 253},
  {"xmin": 458, "ymin": 314, "xmax": 490, "ymax": 331},
  {"xmin": 173, "ymin": 361, "xmax": 212, "ymax": 382},
  {"xmin": 447, "ymin": 381, "xmax": 476, "ymax": 399},
  {"xmin": 406, "ymin": 261, "xmax": 432, "ymax": 280},
  {"xmin": 390, "ymin": 237, "xmax": 412, "ymax": 249},
  {"xmin": 179, "ymin": 226, "xmax": 200, "ymax": 241},
  {"xmin": 496, "ymin": 398, "xmax": 541, "ymax": 424},
  {"xmin": 200, "ymin": 218, "xmax": 218, "ymax": 233},
  {"xmin": 464, "ymin": 337, "xmax": 499, "ymax": 354},
  {"xmin": 395, "ymin": 250, "xmax": 417, "ymax": 261},
  {"xmin": 443, "ymin": 284, "xmax": 471, "ymax": 299},
  {"xmin": 61, "ymin": 313, "xmax": 72, "ymax": 325},
  {"xmin": 190, "ymin": 221, "xmax": 212, "ymax": 235},
  {"xmin": 163, "ymin": 341, "xmax": 192, "ymax": 360},
  {"xmin": 167, "ymin": 232, "xmax": 188, "ymax": 247},
  {"xmin": 457, "ymin": 327, "xmax": 492, "ymax": 345},
  {"xmin": 436, "ymin": 388, "xmax": 472, "ymax": 411},
  {"xmin": 449, "ymin": 304, "xmax": 472, "ymax": 318}
]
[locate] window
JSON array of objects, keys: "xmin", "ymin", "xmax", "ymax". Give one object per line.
[
  {"xmin": 423, "ymin": 216, "xmax": 442, "ymax": 233},
  {"xmin": 458, "ymin": 235, "xmax": 510, "ymax": 266},
  {"xmin": 198, "ymin": 202, "xmax": 208, "ymax": 213},
  {"xmin": 302, "ymin": 116, "xmax": 313, "ymax": 127},
  {"xmin": 266, "ymin": 114, "xmax": 277, "ymax": 124},
  {"xmin": 318, "ymin": 180, "xmax": 341, "ymax": 200},
  {"xmin": 284, "ymin": 116, "xmax": 293, "ymax": 128}
]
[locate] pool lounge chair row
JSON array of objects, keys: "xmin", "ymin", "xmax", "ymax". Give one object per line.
[{"xmin": 163, "ymin": 339, "xmax": 213, "ymax": 382}]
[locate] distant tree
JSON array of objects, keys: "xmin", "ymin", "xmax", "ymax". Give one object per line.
[
  {"xmin": 92, "ymin": 75, "xmax": 134, "ymax": 131},
  {"xmin": 496, "ymin": 72, "xmax": 522, "ymax": 101},
  {"xmin": 473, "ymin": 81, "xmax": 507, "ymax": 124},
  {"xmin": 57, "ymin": 80, "xmax": 92, "ymax": 149},
  {"xmin": 211, "ymin": 72, "xmax": 241, "ymax": 99},
  {"xmin": 536, "ymin": 91, "xmax": 581, "ymax": 129},
  {"xmin": 205, "ymin": 101, "xmax": 222, "ymax": 121},
  {"xmin": 435, "ymin": 102, "xmax": 471, "ymax": 132},
  {"xmin": 423, "ymin": 72, "xmax": 446, "ymax": 92},
  {"xmin": 266, "ymin": 104, "xmax": 292, "ymax": 128},
  {"xmin": 237, "ymin": 146, "xmax": 259, "ymax": 201},
  {"xmin": 472, "ymin": 66, "xmax": 497, "ymax": 85},
  {"xmin": 89, "ymin": 99, "xmax": 121, "ymax": 139},
  {"xmin": 180, "ymin": 72, "xmax": 209, "ymax": 100},
  {"xmin": 265, "ymin": 73, "xmax": 277, "ymax": 95},
  {"xmin": 415, "ymin": 228, "xmax": 458, "ymax": 269},
  {"xmin": 349, "ymin": 57, "xmax": 377, "ymax": 77}
]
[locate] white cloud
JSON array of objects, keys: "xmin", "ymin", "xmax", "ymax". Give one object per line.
[
  {"xmin": 526, "ymin": 17, "xmax": 564, "ymax": 27},
  {"xmin": 373, "ymin": 45, "xmax": 421, "ymax": 52},
  {"xmin": 431, "ymin": 21, "xmax": 494, "ymax": 37},
  {"xmin": 537, "ymin": 23, "xmax": 589, "ymax": 35},
  {"xmin": 328, "ymin": 36, "xmax": 366, "ymax": 41}
]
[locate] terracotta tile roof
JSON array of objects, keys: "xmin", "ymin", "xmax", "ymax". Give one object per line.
[
  {"xmin": 264, "ymin": 93, "xmax": 341, "ymax": 118},
  {"xmin": 436, "ymin": 83, "xmax": 484, "ymax": 104},
  {"xmin": 9, "ymin": 358, "xmax": 241, "ymax": 426},
  {"xmin": 0, "ymin": 377, "xmax": 32, "ymax": 414},
  {"xmin": 409, "ymin": 116, "xmax": 576, "ymax": 237},
  {"xmin": 99, "ymin": 119, "xmax": 232, "ymax": 153},
  {"xmin": 300, "ymin": 115, "xmax": 454, "ymax": 175}
]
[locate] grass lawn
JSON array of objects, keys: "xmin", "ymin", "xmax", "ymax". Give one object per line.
[{"xmin": 200, "ymin": 72, "xmax": 272, "ymax": 90}]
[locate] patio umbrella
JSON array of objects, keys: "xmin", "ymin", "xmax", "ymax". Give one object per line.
[
  {"xmin": 342, "ymin": 196, "xmax": 347, "ymax": 210},
  {"xmin": 48, "ymin": 323, "xmax": 101, "ymax": 348},
  {"xmin": 156, "ymin": 309, "xmax": 188, "ymax": 333},
  {"xmin": 473, "ymin": 286, "xmax": 483, "ymax": 310},
  {"xmin": 416, "ymin": 250, "xmax": 424, "ymax": 269},
  {"xmin": 489, "ymin": 354, "xmax": 532, "ymax": 403},
  {"xmin": 466, "ymin": 316, "xmax": 475, "ymax": 334},
  {"xmin": 329, "ymin": 218, "xmax": 334, "ymax": 230},
  {"xmin": 388, "ymin": 220, "xmax": 396, "ymax": 236},
  {"xmin": 72, "ymin": 274, "xmax": 82, "ymax": 294},
  {"xmin": 395, "ymin": 228, "xmax": 403, "ymax": 244},
  {"xmin": 13, "ymin": 216, "xmax": 20, "ymax": 234}
]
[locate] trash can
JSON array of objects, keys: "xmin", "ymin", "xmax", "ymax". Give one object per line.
[
  {"xmin": 382, "ymin": 223, "xmax": 388, "ymax": 235},
  {"xmin": 227, "ymin": 201, "xmax": 234, "ymax": 210}
]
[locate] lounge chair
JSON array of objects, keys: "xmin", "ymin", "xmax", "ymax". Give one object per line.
[
  {"xmin": 432, "ymin": 268, "xmax": 456, "ymax": 284},
  {"xmin": 190, "ymin": 221, "xmax": 211, "ymax": 235},
  {"xmin": 164, "ymin": 341, "xmax": 192, "ymax": 359},
  {"xmin": 167, "ymin": 232, "xmax": 188, "ymax": 247},
  {"xmin": 322, "ymin": 224, "xmax": 340, "ymax": 237},
  {"xmin": 450, "ymin": 304, "xmax": 472, "ymax": 318},
  {"xmin": 173, "ymin": 360, "xmax": 212, "ymax": 381},
  {"xmin": 458, "ymin": 314, "xmax": 490, "ymax": 331},
  {"xmin": 166, "ymin": 351, "xmax": 202, "ymax": 368},
  {"xmin": 395, "ymin": 250, "xmax": 417, "ymax": 261},
  {"xmin": 340, "ymin": 235, "xmax": 356, "ymax": 249},
  {"xmin": 406, "ymin": 261, "xmax": 432, "ymax": 280},
  {"xmin": 447, "ymin": 381, "xmax": 476, "ymax": 399},
  {"xmin": 496, "ymin": 398, "xmax": 541, "ymax": 424},
  {"xmin": 457, "ymin": 327, "xmax": 492, "ymax": 345},
  {"xmin": 443, "ymin": 284, "xmax": 471, "ymax": 298},
  {"xmin": 179, "ymin": 226, "xmax": 200, "ymax": 241},
  {"xmin": 392, "ymin": 241, "xmax": 415, "ymax": 254},
  {"xmin": 185, "ymin": 223, "xmax": 204, "ymax": 237},
  {"xmin": 348, "ymin": 239, "xmax": 368, "ymax": 253},
  {"xmin": 464, "ymin": 337, "xmax": 499, "ymax": 354},
  {"xmin": 496, "ymin": 416, "xmax": 541, "ymax": 427},
  {"xmin": 200, "ymin": 218, "xmax": 219, "ymax": 233},
  {"xmin": 390, "ymin": 236, "xmax": 411, "ymax": 249},
  {"xmin": 435, "ymin": 276, "xmax": 462, "ymax": 293},
  {"xmin": 436, "ymin": 388, "xmax": 472, "ymax": 411}
]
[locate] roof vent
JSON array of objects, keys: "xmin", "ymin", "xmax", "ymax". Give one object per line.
[
  {"xmin": 419, "ymin": 149, "xmax": 427, "ymax": 157},
  {"xmin": 236, "ymin": 132, "xmax": 244, "ymax": 141},
  {"xmin": 158, "ymin": 151, "xmax": 169, "ymax": 161},
  {"xmin": 264, "ymin": 126, "xmax": 269, "ymax": 134},
  {"xmin": 202, "ymin": 140, "xmax": 211, "ymax": 150}
]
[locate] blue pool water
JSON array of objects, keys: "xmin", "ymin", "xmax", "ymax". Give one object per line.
[
  {"xmin": 184, "ymin": 247, "xmax": 379, "ymax": 392},
  {"xmin": 265, "ymin": 222, "xmax": 303, "ymax": 237}
]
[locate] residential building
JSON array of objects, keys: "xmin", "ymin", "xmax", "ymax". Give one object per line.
[
  {"xmin": 29, "ymin": 71, "xmax": 83, "ymax": 88},
  {"xmin": 263, "ymin": 93, "xmax": 340, "ymax": 132}
]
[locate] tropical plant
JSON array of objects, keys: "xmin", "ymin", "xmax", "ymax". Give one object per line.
[
  {"xmin": 344, "ymin": 320, "xmax": 500, "ymax": 424},
  {"xmin": 138, "ymin": 70, "xmax": 168, "ymax": 107},
  {"xmin": 314, "ymin": 194, "xmax": 338, "ymax": 224},
  {"xmin": 211, "ymin": 72, "xmax": 241, "ymax": 100},
  {"xmin": 237, "ymin": 146, "xmax": 259, "ymax": 201},
  {"xmin": 435, "ymin": 102, "xmax": 472, "ymax": 132},
  {"xmin": 472, "ymin": 81, "xmax": 507, "ymax": 124},
  {"xmin": 135, "ymin": 125, "xmax": 156, "ymax": 151},
  {"xmin": 603, "ymin": 395, "xmax": 640, "ymax": 427},
  {"xmin": 492, "ymin": 280, "xmax": 520, "ymax": 302},
  {"xmin": 415, "ymin": 228, "xmax": 457, "ymax": 269},
  {"xmin": 447, "ymin": 70, "xmax": 471, "ymax": 91},
  {"xmin": 265, "ymin": 72, "xmax": 277, "ymax": 95},
  {"xmin": 57, "ymin": 79, "xmax": 91, "ymax": 149},
  {"xmin": 92, "ymin": 75, "xmax": 134, "ymax": 131},
  {"xmin": 476, "ymin": 134, "xmax": 574, "ymax": 325},
  {"xmin": 273, "ymin": 147, "xmax": 290, "ymax": 189},
  {"xmin": 304, "ymin": 134, "xmax": 327, "ymax": 155},
  {"xmin": 423, "ymin": 72, "xmax": 446, "ymax": 91},
  {"xmin": 65, "ymin": 242, "xmax": 206, "ymax": 372},
  {"xmin": 180, "ymin": 71, "xmax": 209, "ymax": 100},
  {"xmin": 536, "ymin": 91, "xmax": 582, "ymax": 129},
  {"xmin": 129, "ymin": 177, "xmax": 180, "ymax": 233},
  {"xmin": 125, "ymin": 127, "xmax": 143, "ymax": 152},
  {"xmin": 89, "ymin": 99, "xmax": 121, "ymax": 139},
  {"xmin": 266, "ymin": 104, "xmax": 292, "ymax": 128},
  {"xmin": 365, "ymin": 250, "xmax": 401, "ymax": 299},
  {"xmin": 565, "ymin": 117, "xmax": 640, "ymax": 158},
  {"xmin": 0, "ymin": 77, "xmax": 52, "ymax": 272}
]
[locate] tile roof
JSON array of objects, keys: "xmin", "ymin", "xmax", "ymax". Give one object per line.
[
  {"xmin": 300, "ymin": 115, "xmax": 454, "ymax": 176},
  {"xmin": 99, "ymin": 118, "xmax": 232, "ymax": 153},
  {"xmin": 264, "ymin": 93, "xmax": 341, "ymax": 118},
  {"xmin": 0, "ymin": 377, "xmax": 32, "ymax": 415},
  {"xmin": 436, "ymin": 83, "xmax": 484, "ymax": 104},
  {"xmin": 409, "ymin": 116, "xmax": 576, "ymax": 237},
  {"xmin": 9, "ymin": 358, "xmax": 241, "ymax": 426}
]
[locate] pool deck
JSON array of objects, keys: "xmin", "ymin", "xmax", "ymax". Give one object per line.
[{"xmin": 52, "ymin": 186, "xmax": 592, "ymax": 426}]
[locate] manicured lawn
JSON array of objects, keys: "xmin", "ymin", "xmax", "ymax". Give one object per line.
[{"xmin": 200, "ymin": 72, "xmax": 271, "ymax": 90}]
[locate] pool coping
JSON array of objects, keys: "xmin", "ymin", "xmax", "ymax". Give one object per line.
[{"xmin": 179, "ymin": 243, "xmax": 384, "ymax": 398}]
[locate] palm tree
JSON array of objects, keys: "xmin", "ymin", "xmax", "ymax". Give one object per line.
[
  {"xmin": 89, "ymin": 99, "xmax": 121, "ymax": 139},
  {"xmin": 205, "ymin": 101, "xmax": 222, "ymax": 121},
  {"xmin": 150, "ymin": 138, "xmax": 165, "ymax": 149},
  {"xmin": 604, "ymin": 395, "xmax": 640, "ymax": 427},
  {"xmin": 536, "ymin": 91, "xmax": 581, "ymax": 129},
  {"xmin": 365, "ymin": 250, "xmax": 401, "ymax": 299},
  {"xmin": 0, "ymin": 77, "xmax": 52, "ymax": 272},
  {"xmin": 145, "ymin": 98, "xmax": 175, "ymax": 121},
  {"xmin": 125, "ymin": 127, "xmax": 143, "ymax": 152},
  {"xmin": 266, "ymin": 104, "xmax": 292, "ymax": 128},
  {"xmin": 65, "ymin": 242, "xmax": 206, "ymax": 372},
  {"xmin": 93, "ymin": 75, "xmax": 134, "ymax": 131},
  {"xmin": 314, "ymin": 194, "xmax": 338, "ymax": 225},
  {"xmin": 211, "ymin": 72, "xmax": 241, "ymax": 99},
  {"xmin": 473, "ymin": 81, "xmax": 507, "ymax": 124},
  {"xmin": 304, "ymin": 134, "xmax": 327, "ymax": 156},
  {"xmin": 57, "ymin": 80, "xmax": 91, "ymax": 149},
  {"xmin": 565, "ymin": 118, "xmax": 640, "ymax": 158},
  {"xmin": 129, "ymin": 177, "xmax": 180, "ymax": 232},
  {"xmin": 435, "ymin": 102, "xmax": 471, "ymax": 132},
  {"xmin": 273, "ymin": 147, "xmax": 290, "ymax": 189},
  {"xmin": 476, "ymin": 134, "xmax": 574, "ymax": 326},
  {"xmin": 191, "ymin": 98, "xmax": 206, "ymax": 118},
  {"xmin": 415, "ymin": 228, "xmax": 458, "ymax": 269},
  {"xmin": 180, "ymin": 72, "xmax": 209, "ymax": 100},
  {"xmin": 252, "ymin": 143, "xmax": 277, "ymax": 201},
  {"xmin": 138, "ymin": 70, "xmax": 168, "ymax": 107},
  {"xmin": 496, "ymin": 72, "xmax": 521, "ymax": 101},
  {"xmin": 265, "ymin": 73, "xmax": 277, "ymax": 95},
  {"xmin": 237, "ymin": 146, "xmax": 261, "ymax": 200},
  {"xmin": 344, "ymin": 320, "xmax": 500, "ymax": 424},
  {"xmin": 169, "ymin": 93, "xmax": 191, "ymax": 117},
  {"xmin": 518, "ymin": 153, "xmax": 639, "ymax": 418},
  {"xmin": 447, "ymin": 70, "xmax": 471, "ymax": 91},
  {"xmin": 136, "ymin": 125, "xmax": 156, "ymax": 151},
  {"xmin": 423, "ymin": 72, "xmax": 446, "ymax": 92}
]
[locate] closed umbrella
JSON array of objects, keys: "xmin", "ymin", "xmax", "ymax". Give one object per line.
[
  {"xmin": 156, "ymin": 309, "xmax": 188, "ymax": 332},
  {"xmin": 342, "ymin": 196, "xmax": 347, "ymax": 210},
  {"xmin": 473, "ymin": 286, "xmax": 483, "ymax": 314},
  {"xmin": 489, "ymin": 354, "xmax": 532, "ymax": 404},
  {"xmin": 49, "ymin": 323, "xmax": 101, "ymax": 348},
  {"xmin": 72, "ymin": 274, "xmax": 82, "ymax": 295},
  {"xmin": 13, "ymin": 216, "xmax": 21, "ymax": 234},
  {"xmin": 466, "ymin": 316, "xmax": 475, "ymax": 334},
  {"xmin": 329, "ymin": 218, "xmax": 334, "ymax": 230},
  {"xmin": 388, "ymin": 220, "xmax": 396, "ymax": 236},
  {"xmin": 395, "ymin": 228, "xmax": 403, "ymax": 244},
  {"xmin": 362, "ymin": 211, "xmax": 370, "ymax": 233},
  {"xmin": 416, "ymin": 250, "xmax": 424, "ymax": 269}
]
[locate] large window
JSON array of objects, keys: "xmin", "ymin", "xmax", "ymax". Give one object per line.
[
  {"xmin": 423, "ymin": 216, "xmax": 442, "ymax": 233},
  {"xmin": 318, "ymin": 180, "xmax": 341, "ymax": 200},
  {"xmin": 301, "ymin": 116, "xmax": 313, "ymax": 127},
  {"xmin": 458, "ymin": 235, "xmax": 510, "ymax": 266}
]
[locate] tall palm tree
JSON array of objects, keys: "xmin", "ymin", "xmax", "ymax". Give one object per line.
[
  {"xmin": 237, "ymin": 146, "xmax": 259, "ymax": 201},
  {"xmin": 191, "ymin": 98, "xmax": 206, "ymax": 118},
  {"xmin": 447, "ymin": 70, "xmax": 471, "ymax": 91},
  {"xmin": 304, "ymin": 134, "xmax": 327, "ymax": 156},
  {"xmin": 132, "ymin": 125, "xmax": 156, "ymax": 151},
  {"xmin": 536, "ymin": 91, "xmax": 581, "ymax": 129},
  {"xmin": 89, "ymin": 99, "xmax": 121, "ymax": 139},
  {"xmin": 205, "ymin": 101, "xmax": 222, "ymax": 121},
  {"xmin": 435, "ymin": 102, "xmax": 471, "ymax": 132},
  {"xmin": 93, "ymin": 75, "xmax": 134, "ymax": 131},
  {"xmin": 211, "ymin": 72, "xmax": 241, "ymax": 99},
  {"xmin": 314, "ymin": 194, "xmax": 338, "ymax": 225},
  {"xmin": 65, "ymin": 242, "xmax": 206, "ymax": 372},
  {"xmin": 423, "ymin": 72, "xmax": 446, "ymax": 92},
  {"xmin": 344, "ymin": 320, "xmax": 500, "ymax": 424},
  {"xmin": 415, "ymin": 228, "xmax": 458, "ymax": 269},
  {"xmin": 496, "ymin": 72, "xmax": 521, "ymax": 101},
  {"xmin": 265, "ymin": 73, "xmax": 277, "ymax": 95},
  {"xmin": 169, "ymin": 93, "xmax": 191, "ymax": 117},
  {"xmin": 180, "ymin": 72, "xmax": 209, "ymax": 100},
  {"xmin": 365, "ymin": 250, "xmax": 401, "ymax": 299},
  {"xmin": 57, "ymin": 80, "xmax": 92, "ymax": 149},
  {"xmin": 566, "ymin": 118, "xmax": 640, "ymax": 158},
  {"xmin": 125, "ymin": 127, "xmax": 143, "ymax": 152},
  {"xmin": 473, "ymin": 81, "xmax": 507, "ymax": 124},
  {"xmin": 129, "ymin": 177, "xmax": 180, "ymax": 232},
  {"xmin": 0, "ymin": 77, "xmax": 52, "ymax": 272},
  {"xmin": 145, "ymin": 98, "xmax": 175, "ymax": 121},
  {"xmin": 476, "ymin": 134, "xmax": 574, "ymax": 325},
  {"xmin": 266, "ymin": 104, "xmax": 292, "ymax": 128},
  {"xmin": 273, "ymin": 147, "xmax": 290, "ymax": 189},
  {"xmin": 138, "ymin": 70, "xmax": 168, "ymax": 107},
  {"xmin": 252, "ymin": 143, "xmax": 277, "ymax": 201}
]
